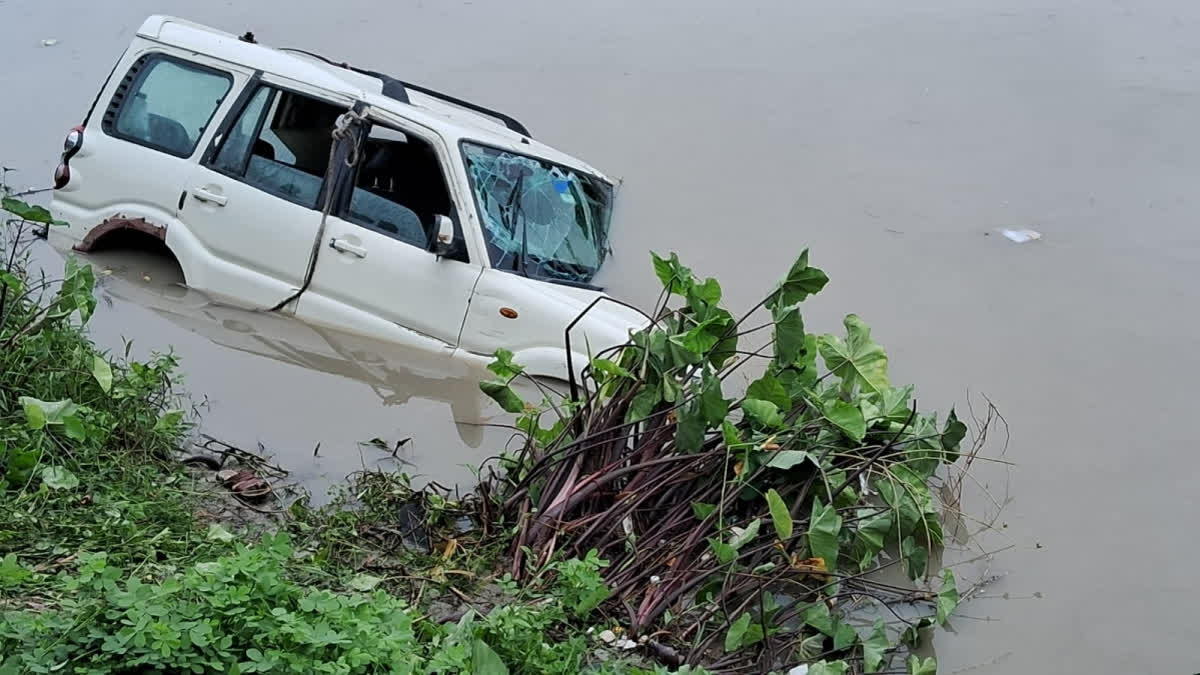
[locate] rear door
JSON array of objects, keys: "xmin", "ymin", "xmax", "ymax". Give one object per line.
[
  {"xmin": 178, "ymin": 78, "xmax": 354, "ymax": 308},
  {"xmin": 53, "ymin": 48, "xmax": 249, "ymax": 245},
  {"xmin": 296, "ymin": 117, "xmax": 481, "ymax": 348}
]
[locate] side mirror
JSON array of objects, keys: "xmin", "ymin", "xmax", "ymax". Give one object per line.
[{"xmin": 431, "ymin": 215, "xmax": 455, "ymax": 258}]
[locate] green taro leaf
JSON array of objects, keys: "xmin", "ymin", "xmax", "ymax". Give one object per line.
[
  {"xmin": 708, "ymin": 538, "xmax": 736, "ymax": 565},
  {"xmin": 19, "ymin": 397, "xmax": 79, "ymax": 430},
  {"xmin": 472, "ymin": 639, "xmax": 510, "ymax": 675},
  {"xmin": 768, "ymin": 249, "xmax": 829, "ymax": 309},
  {"xmin": 776, "ymin": 335, "xmax": 820, "ymax": 395},
  {"xmin": 741, "ymin": 622, "xmax": 764, "ymax": 648},
  {"xmin": 2, "ymin": 196, "xmax": 58, "ymax": 224},
  {"xmin": 765, "ymin": 450, "xmax": 809, "ymax": 470},
  {"xmin": 854, "ymin": 509, "xmax": 893, "ymax": 570},
  {"xmin": 876, "ymin": 384, "xmax": 914, "ymax": 423},
  {"xmin": 941, "ymin": 408, "xmax": 968, "ymax": 461},
  {"xmin": 908, "ymin": 655, "xmax": 937, "ymax": 675},
  {"xmin": 746, "ymin": 374, "xmax": 790, "ymax": 411},
  {"xmin": 804, "ymin": 602, "xmax": 836, "ymax": 636},
  {"xmin": 676, "ymin": 401, "xmax": 706, "ymax": 452},
  {"xmin": 901, "ymin": 535, "xmax": 928, "ymax": 581},
  {"xmin": 91, "ymin": 355, "xmax": 113, "ymax": 393},
  {"xmin": 742, "ymin": 399, "xmax": 783, "ymax": 428},
  {"xmin": 692, "ymin": 502, "xmax": 716, "ymax": 521},
  {"xmin": 825, "ymin": 399, "xmax": 866, "ymax": 442},
  {"xmin": 651, "ymin": 251, "xmax": 693, "ymax": 296},
  {"xmin": 724, "ymin": 612, "xmax": 751, "ymax": 652},
  {"xmin": 937, "ymin": 569, "xmax": 959, "ymax": 625},
  {"xmin": 62, "ymin": 415, "xmax": 86, "ymax": 441},
  {"xmin": 480, "ymin": 379, "xmax": 526, "ymax": 414},
  {"xmin": 808, "ymin": 498, "xmax": 842, "ymax": 572},
  {"xmin": 772, "ymin": 302, "xmax": 808, "ymax": 368},
  {"xmin": 626, "ymin": 382, "xmax": 663, "ymax": 423},
  {"xmin": 863, "ymin": 618, "xmax": 890, "ymax": 673},
  {"xmin": 486, "ymin": 348, "xmax": 525, "ymax": 379},
  {"xmin": 766, "ymin": 488, "xmax": 793, "ymax": 540},
  {"xmin": 834, "ymin": 622, "xmax": 858, "ymax": 650},
  {"xmin": 700, "ymin": 370, "xmax": 729, "ymax": 425},
  {"xmin": 819, "ymin": 314, "xmax": 890, "ymax": 394},
  {"xmin": 0, "ymin": 269, "xmax": 22, "ymax": 294},
  {"xmin": 662, "ymin": 374, "xmax": 681, "ymax": 403},
  {"xmin": 721, "ymin": 420, "xmax": 742, "ymax": 448},
  {"xmin": 669, "ymin": 320, "xmax": 721, "ymax": 356},
  {"xmin": 875, "ymin": 478, "xmax": 921, "ymax": 536},
  {"xmin": 706, "ymin": 308, "xmax": 739, "ymax": 368},
  {"xmin": 40, "ymin": 466, "xmax": 79, "ymax": 490},
  {"xmin": 689, "ymin": 277, "xmax": 722, "ymax": 307},
  {"xmin": 57, "ymin": 257, "xmax": 97, "ymax": 323}
]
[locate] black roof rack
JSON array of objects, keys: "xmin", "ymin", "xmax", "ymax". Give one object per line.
[{"xmin": 278, "ymin": 47, "xmax": 532, "ymax": 138}]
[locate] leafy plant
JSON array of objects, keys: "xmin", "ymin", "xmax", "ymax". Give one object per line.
[{"xmin": 479, "ymin": 248, "xmax": 996, "ymax": 671}]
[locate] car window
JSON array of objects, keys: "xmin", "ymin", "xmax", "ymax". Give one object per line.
[
  {"xmin": 345, "ymin": 123, "xmax": 457, "ymax": 252},
  {"xmin": 207, "ymin": 86, "xmax": 342, "ymax": 210},
  {"xmin": 212, "ymin": 87, "xmax": 271, "ymax": 174},
  {"xmin": 111, "ymin": 56, "xmax": 232, "ymax": 158}
]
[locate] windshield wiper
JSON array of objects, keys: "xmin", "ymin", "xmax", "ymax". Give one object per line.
[{"xmin": 504, "ymin": 171, "xmax": 528, "ymax": 276}]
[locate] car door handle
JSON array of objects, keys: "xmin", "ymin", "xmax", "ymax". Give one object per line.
[
  {"xmin": 191, "ymin": 187, "xmax": 227, "ymax": 206},
  {"xmin": 329, "ymin": 238, "xmax": 367, "ymax": 258}
]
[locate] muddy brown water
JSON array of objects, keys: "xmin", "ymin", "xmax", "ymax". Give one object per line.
[{"xmin": 4, "ymin": 1, "xmax": 1200, "ymax": 672}]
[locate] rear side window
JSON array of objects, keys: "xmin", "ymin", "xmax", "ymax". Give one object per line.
[
  {"xmin": 103, "ymin": 54, "xmax": 232, "ymax": 158},
  {"xmin": 206, "ymin": 85, "xmax": 343, "ymax": 210}
]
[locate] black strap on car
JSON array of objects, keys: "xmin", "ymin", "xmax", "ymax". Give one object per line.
[{"xmin": 265, "ymin": 100, "xmax": 369, "ymax": 313}]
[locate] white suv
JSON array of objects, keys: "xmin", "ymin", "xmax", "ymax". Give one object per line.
[{"xmin": 50, "ymin": 15, "xmax": 646, "ymax": 380}]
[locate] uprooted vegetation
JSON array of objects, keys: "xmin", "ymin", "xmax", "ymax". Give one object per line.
[
  {"xmin": 0, "ymin": 187, "xmax": 1003, "ymax": 674},
  {"xmin": 476, "ymin": 251, "xmax": 1004, "ymax": 672}
]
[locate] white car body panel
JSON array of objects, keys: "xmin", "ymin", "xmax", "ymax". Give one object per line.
[{"xmin": 49, "ymin": 14, "xmax": 646, "ymax": 381}]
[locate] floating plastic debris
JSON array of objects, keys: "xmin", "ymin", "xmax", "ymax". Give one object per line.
[
  {"xmin": 41, "ymin": 39, "xmax": 58, "ymax": 47},
  {"xmin": 998, "ymin": 228, "xmax": 1042, "ymax": 244}
]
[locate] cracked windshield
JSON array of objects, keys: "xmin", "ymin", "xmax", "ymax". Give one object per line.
[{"xmin": 463, "ymin": 142, "xmax": 612, "ymax": 284}]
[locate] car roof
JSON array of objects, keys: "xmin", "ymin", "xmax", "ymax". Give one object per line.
[{"xmin": 136, "ymin": 15, "xmax": 610, "ymax": 181}]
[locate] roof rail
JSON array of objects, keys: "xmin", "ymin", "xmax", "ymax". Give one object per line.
[
  {"xmin": 392, "ymin": 80, "xmax": 531, "ymax": 138},
  {"xmin": 278, "ymin": 47, "xmax": 532, "ymax": 138}
]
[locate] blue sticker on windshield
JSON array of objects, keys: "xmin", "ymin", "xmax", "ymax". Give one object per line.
[{"xmin": 553, "ymin": 179, "xmax": 569, "ymax": 193}]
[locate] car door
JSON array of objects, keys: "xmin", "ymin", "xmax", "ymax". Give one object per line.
[
  {"xmin": 178, "ymin": 78, "xmax": 354, "ymax": 309},
  {"xmin": 54, "ymin": 49, "xmax": 249, "ymax": 247},
  {"xmin": 295, "ymin": 118, "xmax": 481, "ymax": 349}
]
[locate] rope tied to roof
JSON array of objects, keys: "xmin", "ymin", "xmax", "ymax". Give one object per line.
[{"xmin": 264, "ymin": 102, "xmax": 370, "ymax": 313}]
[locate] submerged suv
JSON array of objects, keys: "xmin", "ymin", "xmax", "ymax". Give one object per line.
[{"xmin": 50, "ymin": 15, "xmax": 645, "ymax": 379}]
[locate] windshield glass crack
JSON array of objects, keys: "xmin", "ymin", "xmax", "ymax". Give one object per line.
[{"xmin": 462, "ymin": 143, "xmax": 612, "ymax": 285}]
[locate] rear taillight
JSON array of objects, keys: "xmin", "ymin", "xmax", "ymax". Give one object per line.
[
  {"xmin": 53, "ymin": 164, "xmax": 71, "ymax": 189},
  {"xmin": 63, "ymin": 126, "xmax": 83, "ymax": 160},
  {"xmin": 54, "ymin": 125, "xmax": 84, "ymax": 189}
]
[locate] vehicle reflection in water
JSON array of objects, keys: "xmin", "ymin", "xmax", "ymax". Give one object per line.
[{"xmin": 62, "ymin": 237, "xmax": 521, "ymax": 501}]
